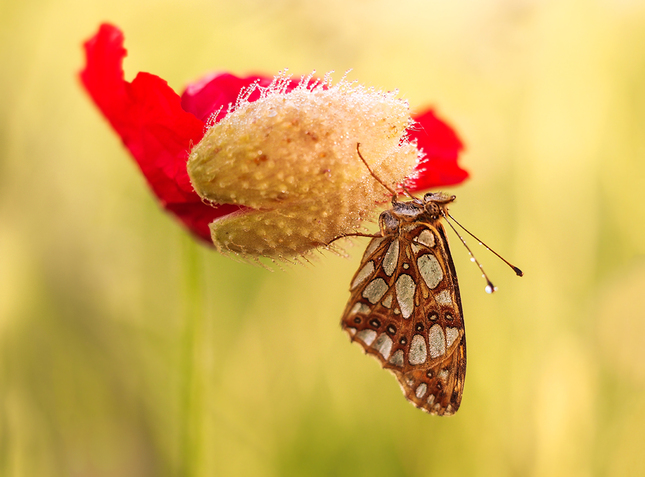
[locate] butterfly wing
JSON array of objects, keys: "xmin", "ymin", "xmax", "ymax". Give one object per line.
[{"xmin": 341, "ymin": 222, "xmax": 466, "ymax": 415}]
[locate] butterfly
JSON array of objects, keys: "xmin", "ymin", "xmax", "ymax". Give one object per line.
[
  {"xmin": 340, "ymin": 191, "xmax": 466, "ymax": 415},
  {"xmin": 339, "ymin": 145, "xmax": 522, "ymax": 415}
]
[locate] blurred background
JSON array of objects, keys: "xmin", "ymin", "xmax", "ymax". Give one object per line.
[{"xmin": 2, "ymin": 0, "xmax": 645, "ymax": 475}]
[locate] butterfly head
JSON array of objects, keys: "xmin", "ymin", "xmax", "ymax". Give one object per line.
[
  {"xmin": 421, "ymin": 192, "xmax": 456, "ymax": 219},
  {"xmin": 379, "ymin": 192, "xmax": 456, "ymax": 235}
]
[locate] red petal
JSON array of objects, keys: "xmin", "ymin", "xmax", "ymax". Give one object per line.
[
  {"xmin": 79, "ymin": 23, "xmax": 242, "ymax": 243},
  {"xmin": 407, "ymin": 108, "xmax": 469, "ymax": 191},
  {"xmin": 180, "ymin": 72, "xmax": 302, "ymax": 124},
  {"xmin": 180, "ymin": 73, "xmax": 275, "ymax": 123}
]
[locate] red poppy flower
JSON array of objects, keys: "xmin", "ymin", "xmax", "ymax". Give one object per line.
[{"xmin": 79, "ymin": 23, "xmax": 468, "ymax": 250}]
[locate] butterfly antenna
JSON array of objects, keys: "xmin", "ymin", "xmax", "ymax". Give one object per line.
[
  {"xmin": 356, "ymin": 143, "xmax": 398, "ymax": 199},
  {"xmin": 447, "ymin": 213, "xmax": 523, "ymax": 277},
  {"xmin": 441, "ymin": 211, "xmax": 498, "ymax": 293},
  {"xmin": 400, "ymin": 183, "xmax": 417, "ymax": 200}
]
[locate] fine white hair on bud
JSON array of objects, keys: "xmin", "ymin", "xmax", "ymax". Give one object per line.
[{"xmin": 187, "ymin": 71, "xmax": 420, "ymax": 260}]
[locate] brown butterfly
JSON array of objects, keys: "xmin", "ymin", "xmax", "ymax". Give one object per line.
[{"xmin": 339, "ymin": 145, "xmax": 522, "ymax": 415}]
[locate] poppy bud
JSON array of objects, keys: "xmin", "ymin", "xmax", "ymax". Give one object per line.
[{"xmin": 188, "ymin": 74, "xmax": 419, "ymax": 259}]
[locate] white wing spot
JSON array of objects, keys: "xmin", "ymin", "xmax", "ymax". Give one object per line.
[
  {"xmin": 372, "ymin": 334, "xmax": 393, "ymax": 360},
  {"xmin": 411, "ymin": 243, "xmax": 421, "ymax": 254},
  {"xmin": 351, "ymin": 261, "xmax": 375, "ymax": 289},
  {"xmin": 427, "ymin": 394, "xmax": 436, "ymax": 405},
  {"xmin": 403, "ymin": 263, "xmax": 410, "ymax": 269},
  {"xmin": 362, "ymin": 237, "xmax": 385, "ymax": 262},
  {"xmin": 428, "ymin": 324, "xmax": 446, "ymax": 359},
  {"xmin": 382, "ymin": 239, "xmax": 400, "ymax": 276},
  {"xmin": 435, "ymin": 290, "xmax": 452, "ymax": 306},
  {"xmin": 362, "ymin": 278, "xmax": 388, "ymax": 304},
  {"xmin": 416, "ymin": 229, "xmax": 435, "ymax": 248},
  {"xmin": 350, "ymin": 302, "xmax": 370, "ymax": 315},
  {"xmin": 389, "ymin": 349, "xmax": 405, "ymax": 367},
  {"xmin": 356, "ymin": 329, "xmax": 377, "ymax": 346},
  {"xmin": 418, "ymin": 254, "xmax": 443, "ymax": 289},
  {"xmin": 381, "ymin": 294, "xmax": 393, "ymax": 308},
  {"xmin": 438, "ymin": 369, "xmax": 449, "ymax": 381},
  {"xmin": 446, "ymin": 327, "xmax": 460, "ymax": 348},
  {"xmin": 395, "ymin": 274, "xmax": 416, "ymax": 319},
  {"xmin": 347, "ymin": 327, "xmax": 357, "ymax": 336},
  {"xmin": 409, "ymin": 334, "xmax": 428, "ymax": 365},
  {"xmin": 415, "ymin": 383, "xmax": 428, "ymax": 399}
]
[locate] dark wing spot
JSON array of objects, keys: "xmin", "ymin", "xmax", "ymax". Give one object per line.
[
  {"xmin": 369, "ymin": 318, "xmax": 381, "ymax": 328},
  {"xmin": 386, "ymin": 325, "xmax": 397, "ymax": 335},
  {"xmin": 415, "ymin": 323, "xmax": 424, "ymax": 332}
]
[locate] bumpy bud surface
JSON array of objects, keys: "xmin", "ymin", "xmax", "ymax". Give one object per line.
[{"xmin": 187, "ymin": 73, "xmax": 420, "ymax": 259}]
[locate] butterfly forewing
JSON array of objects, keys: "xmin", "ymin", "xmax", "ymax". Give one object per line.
[{"xmin": 341, "ymin": 219, "xmax": 466, "ymax": 415}]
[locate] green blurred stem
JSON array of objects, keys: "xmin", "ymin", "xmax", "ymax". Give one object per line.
[{"xmin": 179, "ymin": 237, "xmax": 204, "ymax": 477}]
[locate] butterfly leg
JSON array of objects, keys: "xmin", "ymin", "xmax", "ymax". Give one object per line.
[{"xmin": 324, "ymin": 232, "xmax": 382, "ymax": 247}]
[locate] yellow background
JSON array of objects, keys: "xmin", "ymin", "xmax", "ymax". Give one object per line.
[{"xmin": 2, "ymin": 0, "xmax": 645, "ymax": 475}]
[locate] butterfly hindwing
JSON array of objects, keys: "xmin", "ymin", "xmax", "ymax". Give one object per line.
[{"xmin": 341, "ymin": 221, "xmax": 466, "ymax": 416}]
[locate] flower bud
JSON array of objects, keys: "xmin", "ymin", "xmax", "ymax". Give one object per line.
[{"xmin": 187, "ymin": 73, "xmax": 419, "ymax": 259}]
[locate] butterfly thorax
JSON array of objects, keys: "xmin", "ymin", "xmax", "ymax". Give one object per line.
[{"xmin": 378, "ymin": 192, "xmax": 456, "ymax": 236}]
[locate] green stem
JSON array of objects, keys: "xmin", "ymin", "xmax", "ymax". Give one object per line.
[{"xmin": 179, "ymin": 237, "xmax": 204, "ymax": 477}]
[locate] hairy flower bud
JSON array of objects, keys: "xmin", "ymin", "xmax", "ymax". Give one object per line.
[{"xmin": 187, "ymin": 74, "xmax": 420, "ymax": 259}]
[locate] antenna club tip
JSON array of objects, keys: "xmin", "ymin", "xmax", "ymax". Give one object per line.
[
  {"xmin": 514, "ymin": 267, "xmax": 524, "ymax": 277},
  {"xmin": 485, "ymin": 282, "xmax": 497, "ymax": 294}
]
